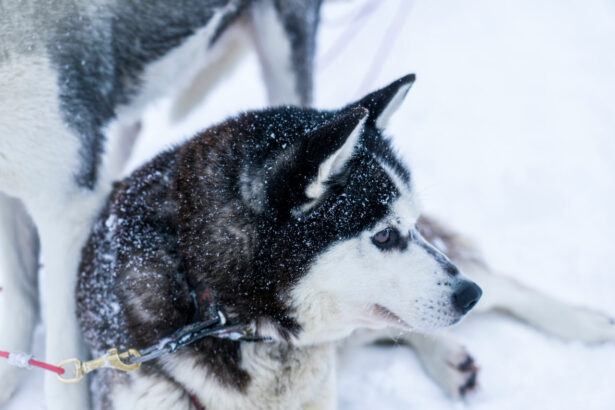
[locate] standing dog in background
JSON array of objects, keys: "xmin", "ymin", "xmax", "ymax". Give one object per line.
[{"xmin": 0, "ymin": 1, "xmax": 322, "ymax": 408}]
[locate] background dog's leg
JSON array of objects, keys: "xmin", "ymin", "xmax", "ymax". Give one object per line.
[
  {"xmin": 33, "ymin": 192, "xmax": 108, "ymax": 410},
  {"xmin": 465, "ymin": 264, "xmax": 615, "ymax": 343},
  {"xmin": 0, "ymin": 193, "xmax": 39, "ymax": 404},
  {"xmin": 103, "ymin": 120, "xmax": 142, "ymax": 180},
  {"xmin": 346, "ymin": 328, "xmax": 478, "ymax": 398},
  {"xmin": 170, "ymin": 31, "xmax": 248, "ymax": 122},
  {"xmin": 248, "ymin": 0, "xmax": 322, "ymax": 106}
]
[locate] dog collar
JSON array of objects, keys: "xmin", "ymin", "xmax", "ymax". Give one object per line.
[{"xmin": 129, "ymin": 285, "xmax": 273, "ymax": 364}]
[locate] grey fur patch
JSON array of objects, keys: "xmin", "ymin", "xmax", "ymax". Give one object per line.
[
  {"xmin": 272, "ymin": 0, "xmax": 322, "ymax": 105},
  {"xmin": 47, "ymin": 0, "xmax": 242, "ymax": 188}
]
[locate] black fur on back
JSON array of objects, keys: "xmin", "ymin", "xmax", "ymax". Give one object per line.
[{"xmin": 77, "ymin": 77, "xmax": 414, "ymax": 394}]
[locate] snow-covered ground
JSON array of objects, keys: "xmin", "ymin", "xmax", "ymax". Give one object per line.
[{"xmin": 3, "ymin": 0, "xmax": 615, "ymax": 408}]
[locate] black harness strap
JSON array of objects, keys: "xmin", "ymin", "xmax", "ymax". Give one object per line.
[{"xmin": 127, "ymin": 286, "xmax": 272, "ymax": 366}]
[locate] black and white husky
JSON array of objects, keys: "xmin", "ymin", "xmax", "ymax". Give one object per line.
[
  {"xmin": 76, "ymin": 75, "xmax": 484, "ymax": 409},
  {"xmin": 0, "ymin": 1, "xmax": 321, "ymax": 408},
  {"xmin": 77, "ymin": 74, "xmax": 615, "ymax": 409}
]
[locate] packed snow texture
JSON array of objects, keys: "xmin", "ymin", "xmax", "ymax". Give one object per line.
[{"xmin": 3, "ymin": 0, "xmax": 615, "ymax": 408}]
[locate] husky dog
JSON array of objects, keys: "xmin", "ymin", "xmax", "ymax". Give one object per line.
[
  {"xmin": 0, "ymin": 1, "xmax": 321, "ymax": 408},
  {"xmin": 76, "ymin": 73, "xmax": 615, "ymax": 409},
  {"xmin": 76, "ymin": 74, "xmax": 483, "ymax": 409}
]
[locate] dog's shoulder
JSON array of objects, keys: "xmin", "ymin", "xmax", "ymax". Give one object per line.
[{"xmin": 77, "ymin": 148, "xmax": 186, "ymax": 353}]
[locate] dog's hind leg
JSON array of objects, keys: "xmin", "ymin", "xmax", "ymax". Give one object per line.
[
  {"xmin": 170, "ymin": 29, "xmax": 248, "ymax": 122},
  {"xmin": 248, "ymin": 0, "xmax": 322, "ymax": 106},
  {"xmin": 464, "ymin": 264, "xmax": 615, "ymax": 343},
  {"xmin": 0, "ymin": 193, "xmax": 39, "ymax": 404}
]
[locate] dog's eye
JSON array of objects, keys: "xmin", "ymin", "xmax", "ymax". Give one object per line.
[{"xmin": 371, "ymin": 227, "xmax": 400, "ymax": 250}]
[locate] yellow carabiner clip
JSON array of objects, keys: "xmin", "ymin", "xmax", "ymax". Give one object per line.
[
  {"xmin": 106, "ymin": 348, "xmax": 142, "ymax": 372},
  {"xmin": 56, "ymin": 348, "xmax": 142, "ymax": 383},
  {"xmin": 56, "ymin": 358, "xmax": 84, "ymax": 383}
]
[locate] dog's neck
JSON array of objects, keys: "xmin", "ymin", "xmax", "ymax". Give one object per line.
[{"xmin": 161, "ymin": 337, "xmax": 334, "ymax": 408}]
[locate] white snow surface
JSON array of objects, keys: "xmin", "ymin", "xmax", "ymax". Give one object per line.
[{"xmin": 3, "ymin": 0, "xmax": 615, "ymax": 408}]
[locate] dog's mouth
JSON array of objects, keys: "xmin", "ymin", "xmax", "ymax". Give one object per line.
[{"xmin": 368, "ymin": 304, "xmax": 411, "ymax": 330}]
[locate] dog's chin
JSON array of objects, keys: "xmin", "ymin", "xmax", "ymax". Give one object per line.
[
  {"xmin": 357, "ymin": 304, "xmax": 412, "ymax": 331},
  {"xmin": 412, "ymin": 312, "xmax": 464, "ymax": 332}
]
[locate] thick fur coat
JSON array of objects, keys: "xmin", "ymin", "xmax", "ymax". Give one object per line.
[{"xmin": 77, "ymin": 75, "xmax": 482, "ymax": 409}]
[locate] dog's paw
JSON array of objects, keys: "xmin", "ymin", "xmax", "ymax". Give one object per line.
[
  {"xmin": 411, "ymin": 333, "xmax": 479, "ymax": 398},
  {"xmin": 433, "ymin": 348, "xmax": 479, "ymax": 398},
  {"xmin": 453, "ymin": 353, "xmax": 478, "ymax": 397}
]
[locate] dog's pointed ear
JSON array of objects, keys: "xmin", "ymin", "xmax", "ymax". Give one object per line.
[
  {"xmin": 263, "ymin": 107, "xmax": 368, "ymax": 219},
  {"xmin": 303, "ymin": 106, "xmax": 368, "ymax": 200},
  {"xmin": 352, "ymin": 73, "xmax": 415, "ymax": 130}
]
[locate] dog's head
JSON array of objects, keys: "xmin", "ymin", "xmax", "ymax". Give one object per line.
[{"xmin": 230, "ymin": 75, "xmax": 481, "ymax": 344}]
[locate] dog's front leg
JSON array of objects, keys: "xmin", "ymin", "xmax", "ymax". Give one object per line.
[
  {"xmin": 32, "ymin": 193, "xmax": 107, "ymax": 410},
  {"xmin": 0, "ymin": 193, "xmax": 39, "ymax": 404},
  {"xmin": 345, "ymin": 328, "xmax": 478, "ymax": 398},
  {"xmin": 403, "ymin": 331, "xmax": 478, "ymax": 398}
]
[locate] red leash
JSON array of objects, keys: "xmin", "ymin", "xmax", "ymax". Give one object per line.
[
  {"xmin": 0, "ymin": 288, "xmax": 66, "ymax": 375},
  {"xmin": 0, "ymin": 350, "xmax": 65, "ymax": 375}
]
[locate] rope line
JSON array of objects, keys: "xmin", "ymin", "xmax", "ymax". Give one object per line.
[{"xmin": 0, "ymin": 350, "xmax": 66, "ymax": 375}]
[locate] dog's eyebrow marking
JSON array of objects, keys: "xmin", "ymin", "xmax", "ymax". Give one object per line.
[
  {"xmin": 414, "ymin": 236, "xmax": 458, "ymax": 275},
  {"xmin": 376, "ymin": 159, "xmax": 412, "ymax": 199}
]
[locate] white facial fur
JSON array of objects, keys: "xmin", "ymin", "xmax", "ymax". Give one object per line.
[{"xmin": 290, "ymin": 168, "xmax": 469, "ymax": 346}]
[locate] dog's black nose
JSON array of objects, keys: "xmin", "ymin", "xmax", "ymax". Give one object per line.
[{"xmin": 452, "ymin": 281, "xmax": 482, "ymax": 314}]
